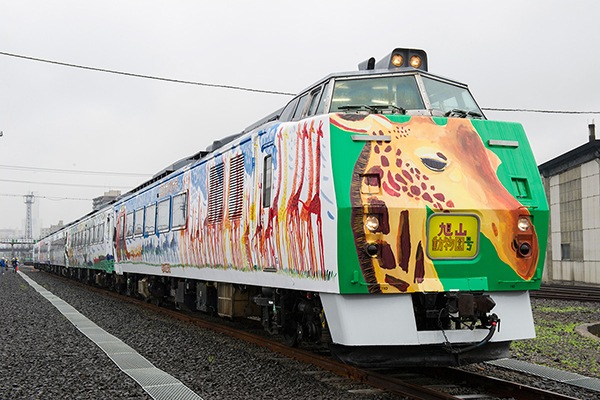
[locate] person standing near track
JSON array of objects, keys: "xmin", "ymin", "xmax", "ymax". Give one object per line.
[
  {"xmin": 1, "ymin": 257, "xmax": 5, "ymax": 274},
  {"xmin": 11, "ymin": 258, "xmax": 17, "ymax": 273}
]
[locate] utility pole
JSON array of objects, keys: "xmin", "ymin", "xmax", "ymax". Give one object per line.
[{"xmin": 23, "ymin": 192, "xmax": 35, "ymax": 239}]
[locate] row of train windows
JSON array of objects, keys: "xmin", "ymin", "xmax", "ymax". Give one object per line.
[
  {"xmin": 124, "ymin": 192, "xmax": 188, "ymax": 238},
  {"xmin": 72, "ymin": 223, "xmax": 105, "ymax": 248}
]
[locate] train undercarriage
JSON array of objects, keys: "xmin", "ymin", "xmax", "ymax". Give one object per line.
[
  {"xmin": 35, "ymin": 264, "xmax": 331, "ymax": 349},
  {"xmin": 35, "ymin": 263, "xmax": 512, "ymax": 367}
]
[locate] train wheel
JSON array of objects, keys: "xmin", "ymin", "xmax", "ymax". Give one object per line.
[{"xmin": 282, "ymin": 319, "xmax": 300, "ymax": 347}]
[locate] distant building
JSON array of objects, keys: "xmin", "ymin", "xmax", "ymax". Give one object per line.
[
  {"xmin": 92, "ymin": 190, "xmax": 121, "ymax": 211},
  {"xmin": 538, "ymin": 123, "xmax": 600, "ymax": 285},
  {"xmin": 0, "ymin": 228, "xmax": 19, "ymax": 240},
  {"xmin": 39, "ymin": 220, "xmax": 64, "ymax": 239}
]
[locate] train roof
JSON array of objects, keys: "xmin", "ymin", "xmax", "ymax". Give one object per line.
[{"xmin": 37, "ymin": 48, "xmax": 483, "ymax": 241}]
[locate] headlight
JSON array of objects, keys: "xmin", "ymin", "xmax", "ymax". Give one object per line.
[
  {"xmin": 365, "ymin": 215, "xmax": 380, "ymax": 232},
  {"xmin": 518, "ymin": 216, "xmax": 531, "ymax": 232},
  {"xmin": 391, "ymin": 54, "xmax": 404, "ymax": 67},
  {"xmin": 410, "ymin": 55, "xmax": 422, "ymax": 68}
]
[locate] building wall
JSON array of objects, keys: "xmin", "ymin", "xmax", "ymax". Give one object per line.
[
  {"xmin": 544, "ymin": 159, "xmax": 600, "ymax": 285},
  {"xmin": 582, "ymin": 160, "xmax": 600, "ymax": 283}
]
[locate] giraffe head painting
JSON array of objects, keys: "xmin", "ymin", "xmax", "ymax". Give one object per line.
[{"xmin": 332, "ymin": 113, "xmax": 539, "ymax": 294}]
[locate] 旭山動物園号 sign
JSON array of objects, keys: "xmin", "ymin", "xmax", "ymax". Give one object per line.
[{"xmin": 427, "ymin": 214, "xmax": 480, "ymax": 259}]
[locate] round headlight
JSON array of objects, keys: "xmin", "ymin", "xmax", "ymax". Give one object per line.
[
  {"xmin": 410, "ymin": 56, "xmax": 422, "ymax": 68},
  {"xmin": 391, "ymin": 54, "xmax": 404, "ymax": 67},
  {"xmin": 518, "ymin": 216, "xmax": 531, "ymax": 232},
  {"xmin": 365, "ymin": 215, "xmax": 380, "ymax": 232}
]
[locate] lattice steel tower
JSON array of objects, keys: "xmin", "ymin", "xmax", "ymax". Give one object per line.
[{"xmin": 23, "ymin": 192, "xmax": 35, "ymax": 239}]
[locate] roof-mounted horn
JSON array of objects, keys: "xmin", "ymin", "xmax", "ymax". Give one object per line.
[{"xmin": 358, "ymin": 57, "xmax": 376, "ymax": 71}]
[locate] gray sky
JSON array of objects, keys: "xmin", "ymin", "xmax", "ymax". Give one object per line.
[{"xmin": 1, "ymin": 0, "xmax": 599, "ymax": 235}]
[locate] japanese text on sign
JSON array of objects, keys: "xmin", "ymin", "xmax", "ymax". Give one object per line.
[
  {"xmin": 427, "ymin": 215, "xmax": 479, "ymax": 259},
  {"xmin": 431, "ymin": 222, "xmax": 474, "ymax": 252}
]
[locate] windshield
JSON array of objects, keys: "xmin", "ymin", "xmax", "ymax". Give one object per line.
[
  {"xmin": 330, "ymin": 75, "xmax": 425, "ymax": 113},
  {"xmin": 421, "ymin": 77, "xmax": 482, "ymax": 116}
]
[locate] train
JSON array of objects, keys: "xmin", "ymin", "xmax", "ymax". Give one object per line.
[{"xmin": 33, "ymin": 48, "xmax": 549, "ymax": 367}]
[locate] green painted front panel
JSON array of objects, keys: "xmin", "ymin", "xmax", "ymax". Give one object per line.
[{"xmin": 330, "ymin": 115, "xmax": 548, "ymax": 294}]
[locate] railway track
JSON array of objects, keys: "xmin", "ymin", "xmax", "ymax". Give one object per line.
[
  {"xmin": 37, "ymin": 270, "xmax": 584, "ymax": 400},
  {"xmin": 532, "ymin": 284, "xmax": 600, "ymax": 302}
]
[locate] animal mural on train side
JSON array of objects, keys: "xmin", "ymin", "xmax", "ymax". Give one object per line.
[
  {"xmin": 332, "ymin": 114, "xmax": 538, "ymax": 294},
  {"xmin": 114, "ymin": 118, "xmax": 335, "ymax": 282},
  {"xmin": 34, "ymin": 48, "xmax": 549, "ymax": 368}
]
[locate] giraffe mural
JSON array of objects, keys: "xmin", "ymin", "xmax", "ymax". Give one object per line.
[{"xmin": 331, "ymin": 113, "xmax": 539, "ymax": 294}]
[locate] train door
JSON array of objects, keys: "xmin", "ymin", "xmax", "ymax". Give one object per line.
[
  {"xmin": 64, "ymin": 231, "xmax": 70, "ymax": 269},
  {"xmin": 106, "ymin": 212, "xmax": 119, "ymax": 274},
  {"xmin": 257, "ymin": 138, "xmax": 277, "ymax": 271},
  {"xmin": 115, "ymin": 208, "xmax": 127, "ymax": 263}
]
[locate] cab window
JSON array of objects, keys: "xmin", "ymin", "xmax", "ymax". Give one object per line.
[
  {"xmin": 279, "ymin": 98, "xmax": 299, "ymax": 122},
  {"xmin": 292, "ymin": 93, "xmax": 309, "ymax": 121},
  {"xmin": 316, "ymin": 82, "xmax": 330, "ymax": 114},
  {"xmin": 330, "ymin": 75, "xmax": 424, "ymax": 112},
  {"xmin": 306, "ymin": 87, "xmax": 322, "ymax": 116}
]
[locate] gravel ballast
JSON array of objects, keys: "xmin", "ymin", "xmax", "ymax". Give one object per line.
[
  {"xmin": 0, "ymin": 269, "xmax": 406, "ymax": 400},
  {"xmin": 1, "ymin": 267, "xmax": 599, "ymax": 399}
]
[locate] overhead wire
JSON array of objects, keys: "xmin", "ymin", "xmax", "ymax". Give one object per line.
[
  {"xmin": 0, "ymin": 164, "xmax": 152, "ymax": 177},
  {"xmin": 0, "ymin": 193, "xmax": 91, "ymax": 201},
  {"xmin": 0, "ymin": 51, "xmax": 296, "ymax": 96},
  {"xmin": 0, "ymin": 178, "xmax": 130, "ymax": 190},
  {"xmin": 482, "ymin": 108, "xmax": 600, "ymax": 115},
  {"xmin": 2, "ymin": 51, "xmax": 600, "ymax": 115}
]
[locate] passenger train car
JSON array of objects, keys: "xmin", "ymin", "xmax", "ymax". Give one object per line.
[{"xmin": 34, "ymin": 48, "xmax": 549, "ymax": 367}]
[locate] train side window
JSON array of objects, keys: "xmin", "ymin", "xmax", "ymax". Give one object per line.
[
  {"xmin": 292, "ymin": 93, "xmax": 309, "ymax": 121},
  {"xmin": 263, "ymin": 155, "xmax": 272, "ymax": 208},
  {"xmin": 157, "ymin": 198, "xmax": 171, "ymax": 232},
  {"xmin": 145, "ymin": 204, "xmax": 156, "ymax": 235},
  {"xmin": 307, "ymin": 87, "xmax": 322, "ymax": 116},
  {"xmin": 126, "ymin": 212, "xmax": 134, "ymax": 238},
  {"xmin": 316, "ymin": 82, "xmax": 330, "ymax": 114},
  {"xmin": 172, "ymin": 192, "xmax": 188, "ymax": 230},
  {"xmin": 229, "ymin": 154, "xmax": 244, "ymax": 220},
  {"xmin": 134, "ymin": 208, "xmax": 144, "ymax": 236},
  {"xmin": 119, "ymin": 214, "xmax": 126, "ymax": 242},
  {"xmin": 99, "ymin": 223, "xmax": 105, "ymax": 242},
  {"xmin": 208, "ymin": 163, "xmax": 225, "ymax": 224},
  {"xmin": 279, "ymin": 98, "xmax": 299, "ymax": 122}
]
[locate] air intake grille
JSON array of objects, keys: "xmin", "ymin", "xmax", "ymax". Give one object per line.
[
  {"xmin": 228, "ymin": 155, "xmax": 245, "ymax": 220},
  {"xmin": 208, "ymin": 163, "xmax": 225, "ymax": 224}
]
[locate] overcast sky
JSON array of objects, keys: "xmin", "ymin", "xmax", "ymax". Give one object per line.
[{"xmin": 1, "ymin": 0, "xmax": 599, "ymax": 236}]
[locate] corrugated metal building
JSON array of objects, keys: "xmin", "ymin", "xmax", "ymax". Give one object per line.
[{"xmin": 539, "ymin": 124, "xmax": 600, "ymax": 285}]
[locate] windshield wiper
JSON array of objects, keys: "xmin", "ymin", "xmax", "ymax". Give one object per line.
[
  {"xmin": 444, "ymin": 109, "xmax": 483, "ymax": 119},
  {"xmin": 338, "ymin": 104, "xmax": 406, "ymax": 115},
  {"xmin": 369, "ymin": 104, "xmax": 406, "ymax": 115}
]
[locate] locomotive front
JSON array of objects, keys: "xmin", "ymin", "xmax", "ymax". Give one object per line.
[{"xmin": 321, "ymin": 48, "xmax": 548, "ymax": 366}]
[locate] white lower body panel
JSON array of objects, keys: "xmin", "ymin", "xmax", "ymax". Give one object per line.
[{"xmin": 321, "ymin": 291, "xmax": 535, "ymax": 346}]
